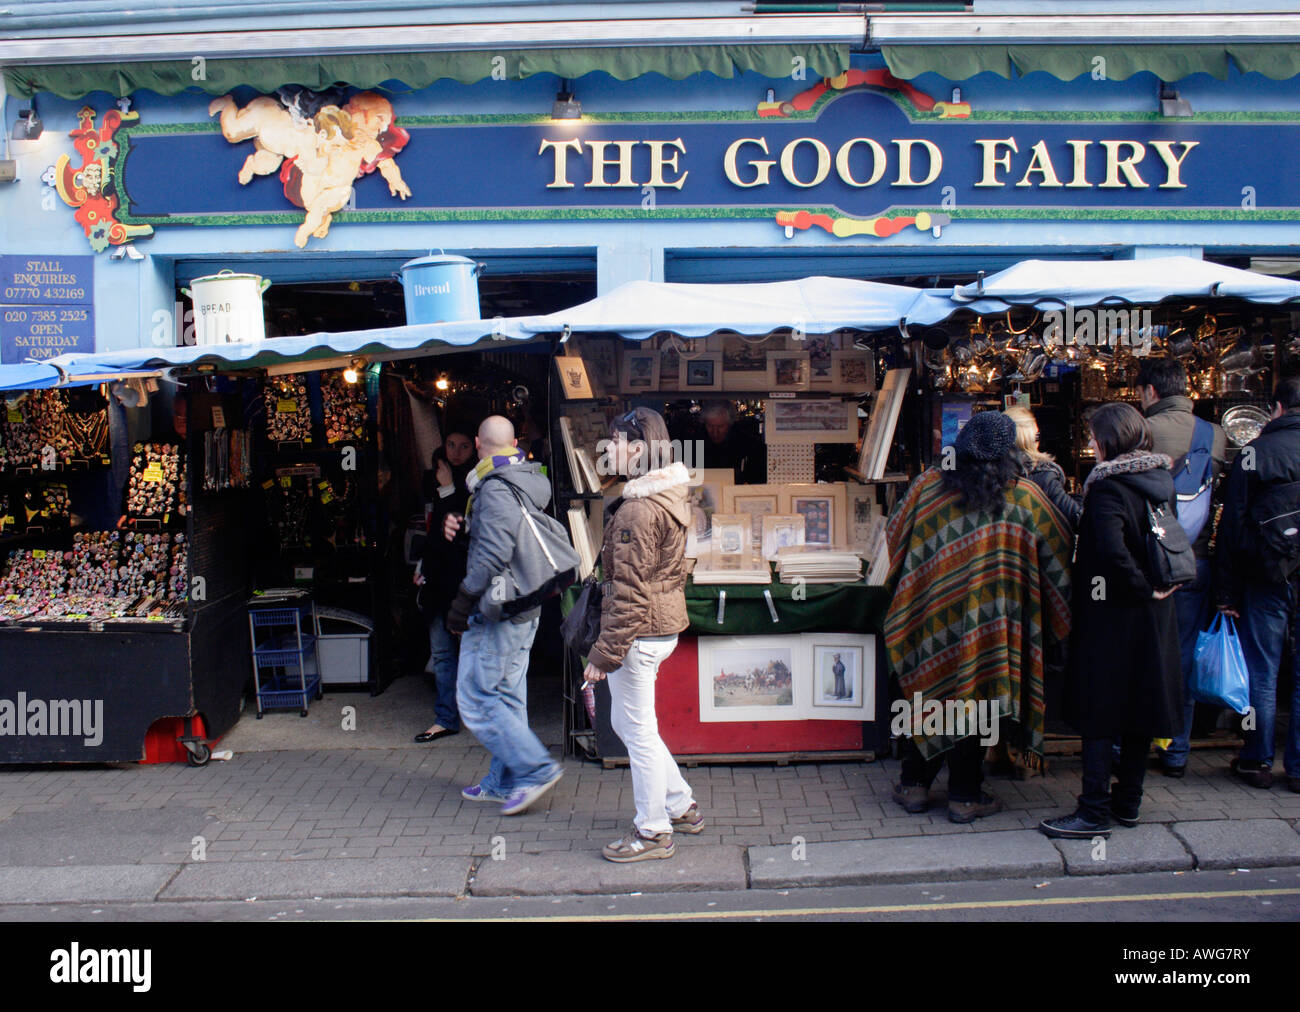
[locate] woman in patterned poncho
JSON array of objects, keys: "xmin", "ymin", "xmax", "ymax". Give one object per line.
[{"xmin": 883, "ymin": 410, "xmax": 1073, "ymax": 823}]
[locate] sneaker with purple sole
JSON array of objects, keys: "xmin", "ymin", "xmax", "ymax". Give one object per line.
[
  {"xmin": 501, "ymin": 770, "xmax": 563, "ymax": 815},
  {"xmin": 461, "ymin": 784, "xmax": 508, "ymax": 803}
]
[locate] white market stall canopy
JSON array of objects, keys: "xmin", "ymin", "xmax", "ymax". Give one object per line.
[
  {"xmin": 4, "ymin": 260, "xmax": 1300, "ymax": 391},
  {"xmin": 32, "ymin": 276, "xmax": 927, "ymax": 384},
  {"xmin": 905, "ymin": 256, "xmax": 1300, "ymax": 328}
]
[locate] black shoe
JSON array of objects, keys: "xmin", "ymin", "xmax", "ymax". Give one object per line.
[
  {"xmin": 1111, "ymin": 808, "xmax": 1140, "ymax": 828},
  {"xmin": 414, "ymin": 727, "xmax": 459, "ymax": 743},
  {"xmin": 1161, "ymin": 764, "xmax": 1185, "ymax": 779},
  {"xmin": 1039, "ymin": 811, "xmax": 1112, "ymax": 839},
  {"xmin": 1229, "ymin": 758, "xmax": 1274, "ymax": 789}
]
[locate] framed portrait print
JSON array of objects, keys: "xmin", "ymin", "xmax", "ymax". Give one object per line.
[
  {"xmin": 683, "ymin": 468, "xmax": 733, "ymax": 558},
  {"xmin": 706, "ymin": 513, "xmax": 751, "ymax": 557},
  {"xmin": 698, "ymin": 636, "xmax": 801, "ymax": 723},
  {"xmin": 658, "ymin": 342, "xmax": 681, "ymax": 391},
  {"xmin": 846, "ymin": 485, "xmax": 881, "ymax": 557},
  {"xmin": 765, "ymin": 398, "xmax": 859, "ymax": 444},
  {"xmin": 832, "ymin": 351, "xmax": 876, "ymax": 393},
  {"xmin": 785, "ymin": 482, "xmax": 847, "ymax": 546},
  {"xmin": 682, "ymin": 352, "xmax": 722, "ymax": 392},
  {"xmin": 723, "ymin": 484, "xmax": 782, "ymax": 547},
  {"xmin": 761, "ymin": 514, "xmax": 806, "ymax": 561},
  {"xmin": 808, "ymin": 634, "xmax": 874, "ymax": 719},
  {"xmin": 766, "ymin": 350, "xmax": 810, "ymax": 391},
  {"xmin": 621, "ymin": 350, "xmax": 660, "ymax": 392},
  {"xmin": 555, "ymin": 354, "xmax": 595, "ymax": 400}
]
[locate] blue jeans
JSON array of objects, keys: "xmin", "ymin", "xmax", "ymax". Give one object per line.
[
  {"xmin": 455, "ymin": 614, "xmax": 559, "ymax": 794},
  {"xmin": 1237, "ymin": 579, "xmax": 1300, "ymax": 776},
  {"xmin": 1163, "ymin": 558, "xmax": 1213, "ymax": 768},
  {"xmin": 424, "ymin": 610, "xmax": 461, "ymax": 731}
]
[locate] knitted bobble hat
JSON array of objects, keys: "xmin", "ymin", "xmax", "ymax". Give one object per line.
[{"xmin": 955, "ymin": 409, "xmax": 1016, "ymax": 461}]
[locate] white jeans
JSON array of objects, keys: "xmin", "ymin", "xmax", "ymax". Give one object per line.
[{"xmin": 606, "ymin": 635, "xmax": 694, "ymax": 836}]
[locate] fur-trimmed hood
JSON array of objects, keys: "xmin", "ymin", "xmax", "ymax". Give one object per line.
[
  {"xmin": 621, "ymin": 461, "xmax": 692, "ymax": 527},
  {"xmin": 1082, "ymin": 450, "xmax": 1173, "ymax": 504}
]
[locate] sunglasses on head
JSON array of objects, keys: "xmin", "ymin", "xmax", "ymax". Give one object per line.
[{"xmin": 613, "ymin": 410, "xmax": 644, "ymax": 441}]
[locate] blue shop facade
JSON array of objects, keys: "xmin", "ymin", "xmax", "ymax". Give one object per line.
[{"xmin": 1, "ymin": 34, "xmax": 1298, "ymax": 763}]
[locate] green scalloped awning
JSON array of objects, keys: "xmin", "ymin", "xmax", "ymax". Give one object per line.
[
  {"xmin": 882, "ymin": 43, "xmax": 1300, "ymax": 82},
  {"xmin": 3, "ymin": 44, "xmax": 849, "ymax": 100}
]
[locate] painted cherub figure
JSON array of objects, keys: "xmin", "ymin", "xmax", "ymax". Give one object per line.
[{"xmin": 209, "ymin": 89, "xmax": 411, "ymax": 247}]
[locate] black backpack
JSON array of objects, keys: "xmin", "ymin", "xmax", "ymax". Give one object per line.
[{"xmin": 1250, "ymin": 479, "xmax": 1300, "ymax": 584}]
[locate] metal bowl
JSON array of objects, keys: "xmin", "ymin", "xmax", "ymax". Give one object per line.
[{"xmin": 1220, "ymin": 403, "xmax": 1272, "ymax": 446}]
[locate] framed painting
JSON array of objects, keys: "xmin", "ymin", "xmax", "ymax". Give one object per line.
[
  {"xmin": 765, "ymin": 399, "xmax": 858, "ymax": 444},
  {"xmin": 785, "ymin": 482, "xmax": 848, "ymax": 547},
  {"xmin": 698, "ymin": 636, "xmax": 802, "ymax": 723}
]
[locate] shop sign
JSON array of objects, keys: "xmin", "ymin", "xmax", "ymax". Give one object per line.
[
  {"xmin": 0, "ymin": 256, "xmax": 95, "ymax": 364},
  {"xmin": 44, "ymin": 74, "xmax": 1300, "ymax": 251}
]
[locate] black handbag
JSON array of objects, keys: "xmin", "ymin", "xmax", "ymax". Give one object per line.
[
  {"xmin": 560, "ymin": 577, "xmax": 603, "ymax": 657},
  {"xmin": 1146, "ymin": 500, "xmax": 1197, "ymax": 589}
]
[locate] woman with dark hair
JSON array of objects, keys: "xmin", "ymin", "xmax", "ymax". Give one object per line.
[
  {"xmin": 884, "ymin": 411, "xmax": 1073, "ymax": 822},
  {"xmin": 413, "ymin": 429, "xmax": 475, "ymax": 742},
  {"xmin": 1039, "ymin": 402, "xmax": 1184, "ymax": 838}
]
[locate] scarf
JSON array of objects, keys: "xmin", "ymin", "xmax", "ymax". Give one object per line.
[
  {"xmin": 466, "ymin": 446, "xmax": 529, "ymax": 494},
  {"xmin": 1081, "ymin": 450, "xmax": 1172, "ymax": 502}
]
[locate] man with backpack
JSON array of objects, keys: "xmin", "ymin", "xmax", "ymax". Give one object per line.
[
  {"xmin": 442, "ymin": 415, "xmax": 569, "ymax": 815},
  {"xmin": 1215, "ymin": 376, "xmax": 1300, "ymax": 792},
  {"xmin": 1137, "ymin": 359, "xmax": 1227, "ymax": 776}
]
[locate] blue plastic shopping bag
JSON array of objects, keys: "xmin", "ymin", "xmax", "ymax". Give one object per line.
[{"xmin": 1190, "ymin": 613, "xmax": 1251, "ymax": 714}]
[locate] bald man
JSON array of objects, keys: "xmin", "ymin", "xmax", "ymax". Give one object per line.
[{"xmin": 442, "ymin": 415, "xmax": 564, "ymax": 815}]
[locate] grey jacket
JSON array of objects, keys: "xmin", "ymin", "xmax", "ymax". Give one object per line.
[
  {"xmin": 462, "ymin": 460, "xmax": 554, "ymax": 624},
  {"xmin": 1144, "ymin": 395, "xmax": 1227, "ymax": 558}
]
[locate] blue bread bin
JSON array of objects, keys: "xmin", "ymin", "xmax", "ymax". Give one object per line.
[{"xmin": 396, "ymin": 251, "xmax": 484, "ymax": 324}]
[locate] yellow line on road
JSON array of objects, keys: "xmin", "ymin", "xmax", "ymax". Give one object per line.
[{"xmin": 409, "ymin": 886, "xmax": 1300, "ymax": 922}]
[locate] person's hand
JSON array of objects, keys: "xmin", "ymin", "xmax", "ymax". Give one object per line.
[
  {"xmin": 1152, "ymin": 586, "xmax": 1180, "ymax": 600},
  {"xmin": 445, "ymin": 587, "xmax": 478, "ymax": 635},
  {"xmin": 443, "ymin": 513, "xmax": 463, "ymax": 542},
  {"xmin": 582, "ymin": 663, "xmax": 606, "ymax": 683},
  {"xmin": 436, "ymin": 459, "xmax": 453, "ymax": 489},
  {"xmin": 1218, "ymin": 604, "xmax": 1241, "ymax": 618}
]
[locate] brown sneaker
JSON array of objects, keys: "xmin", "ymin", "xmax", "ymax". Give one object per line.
[
  {"xmin": 892, "ymin": 783, "xmax": 931, "ymax": 814},
  {"xmin": 1230, "ymin": 758, "xmax": 1274, "ymax": 789},
  {"xmin": 948, "ymin": 792, "xmax": 1004, "ymax": 824},
  {"xmin": 602, "ymin": 825, "xmax": 674, "ymax": 863},
  {"xmin": 671, "ymin": 803, "xmax": 706, "ymax": 834}
]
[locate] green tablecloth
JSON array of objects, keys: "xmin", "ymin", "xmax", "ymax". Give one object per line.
[{"xmin": 561, "ymin": 576, "xmax": 889, "ymax": 637}]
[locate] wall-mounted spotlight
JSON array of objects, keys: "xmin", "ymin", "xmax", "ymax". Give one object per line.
[
  {"xmin": 12, "ymin": 106, "xmax": 42, "ymax": 141},
  {"xmin": 343, "ymin": 357, "xmax": 365, "ymax": 384},
  {"xmin": 435, "ymin": 373, "xmax": 450, "ymax": 392},
  {"xmin": 1159, "ymin": 82, "xmax": 1193, "ymax": 118},
  {"xmin": 551, "ymin": 81, "xmax": 582, "ymax": 121}
]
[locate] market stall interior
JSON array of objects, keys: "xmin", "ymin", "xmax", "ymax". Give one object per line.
[{"xmin": 3, "ymin": 255, "xmax": 1299, "ymax": 766}]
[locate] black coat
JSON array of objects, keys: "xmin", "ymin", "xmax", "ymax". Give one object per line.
[
  {"xmin": 1064, "ymin": 457, "xmax": 1183, "ymax": 739},
  {"xmin": 1024, "ymin": 457, "xmax": 1083, "ymax": 530},
  {"xmin": 418, "ymin": 450, "xmax": 472, "ymax": 617},
  {"xmin": 1215, "ymin": 412, "xmax": 1300, "ymax": 607}
]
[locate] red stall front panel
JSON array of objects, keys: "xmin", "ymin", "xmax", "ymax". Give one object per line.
[{"xmin": 652, "ymin": 637, "xmax": 868, "ymax": 755}]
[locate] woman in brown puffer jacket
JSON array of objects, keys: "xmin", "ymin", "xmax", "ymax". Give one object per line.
[{"xmin": 582, "ymin": 407, "xmax": 703, "ymax": 863}]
